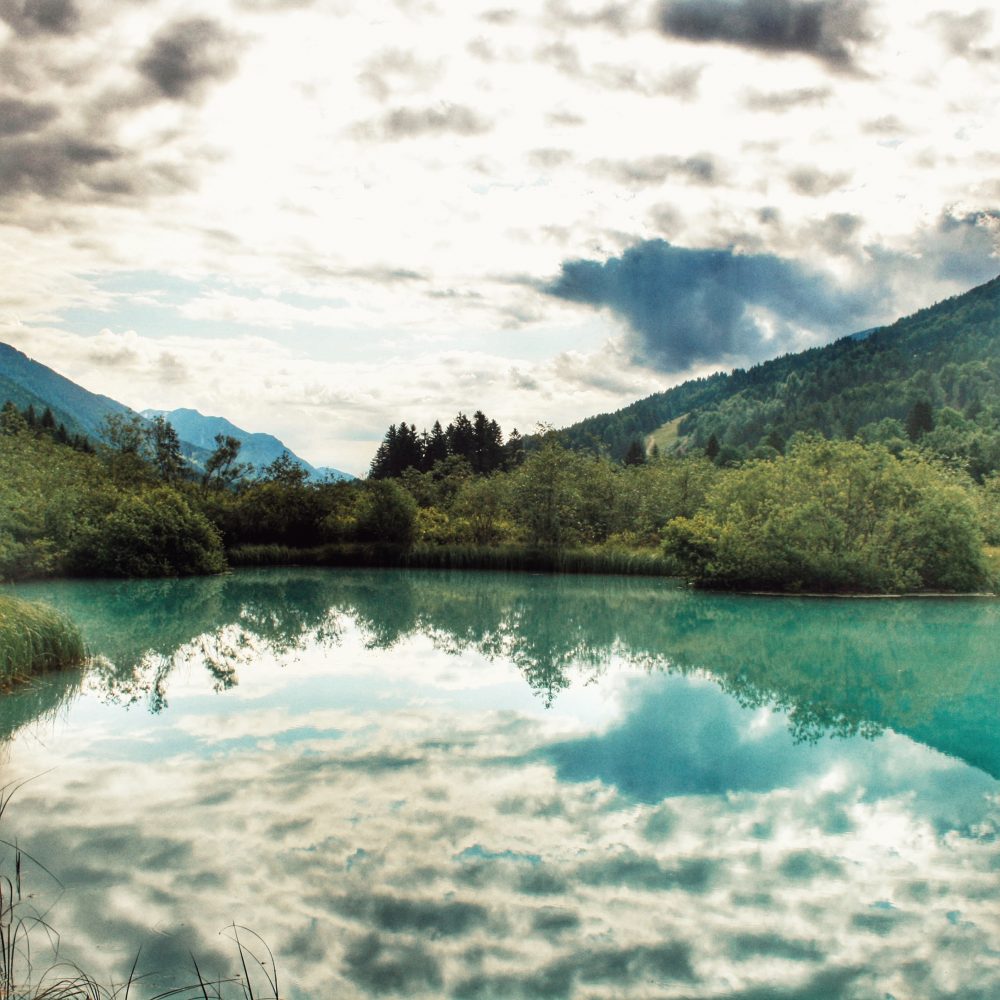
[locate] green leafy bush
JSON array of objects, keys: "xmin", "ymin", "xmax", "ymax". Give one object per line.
[
  {"xmin": 70, "ymin": 487, "xmax": 226, "ymax": 577},
  {"xmin": 663, "ymin": 437, "xmax": 990, "ymax": 592}
]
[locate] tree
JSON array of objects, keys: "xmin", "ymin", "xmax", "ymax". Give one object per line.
[
  {"xmin": 202, "ymin": 434, "xmax": 249, "ymax": 489},
  {"xmin": 623, "ymin": 439, "xmax": 646, "ymax": 466},
  {"xmin": 355, "ymin": 480, "xmax": 417, "ymax": 548},
  {"xmin": 149, "ymin": 415, "xmax": 185, "ymax": 482},
  {"xmin": 906, "ymin": 400, "xmax": 934, "ymax": 442},
  {"xmin": 261, "ymin": 451, "xmax": 309, "ymax": 487},
  {"xmin": 705, "ymin": 433, "xmax": 720, "ymax": 461}
]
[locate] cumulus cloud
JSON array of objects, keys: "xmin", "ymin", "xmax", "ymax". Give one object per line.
[
  {"xmin": 545, "ymin": 239, "xmax": 873, "ymax": 371},
  {"xmin": 656, "ymin": 0, "xmax": 871, "ymax": 68},
  {"xmin": 137, "ymin": 18, "xmax": 241, "ymax": 102}
]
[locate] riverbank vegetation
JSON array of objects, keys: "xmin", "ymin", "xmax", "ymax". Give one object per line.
[
  {"xmin": 0, "ymin": 594, "xmax": 84, "ymax": 685},
  {"xmin": 1, "ymin": 399, "xmax": 998, "ymax": 593}
]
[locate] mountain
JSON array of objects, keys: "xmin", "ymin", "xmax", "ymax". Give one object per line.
[
  {"xmin": 142, "ymin": 408, "xmax": 353, "ymax": 481},
  {"xmin": 556, "ymin": 273, "xmax": 1000, "ymax": 478},
  {"xmin": 0, "ymin": 342, "xmax": 134, "ymax": 440},
  {"xmin": 0, "ymin": 342, "xmax": 353, "ymax": 481}
]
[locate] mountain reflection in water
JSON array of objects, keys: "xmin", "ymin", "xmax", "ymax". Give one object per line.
[{"xmin": 1, "ymin": 568, "xmax": 998, "ymax": 1000}]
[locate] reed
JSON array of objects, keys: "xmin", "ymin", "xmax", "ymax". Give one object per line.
[
  {"xmin": 0, "ymin": 783, "xmax": 282, "ymax": 999},
  {"xmin": 227, "ymin": 542, "xmax": 677, "ymax": 578},
  {"xmin": 0, "ymin": 595, "xmax": 85, "ymax": 687}
]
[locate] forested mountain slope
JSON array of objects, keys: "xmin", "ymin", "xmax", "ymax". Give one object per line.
[{"xmin": 557, "ymin": 274, "xmax": 1000, "ymax": 478}]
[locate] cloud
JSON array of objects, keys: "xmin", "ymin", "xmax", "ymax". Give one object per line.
[
  {"xmin": 137, "ymin": 18, "xmax": 241, "ymax": 102},
  {"xmin": 352, "ymin": 103, "xmax": 492, "ymax": 140},
  {"xmin": 656, "ymin": 0, "xmax": 871, "ymax": 68},
  {"xmin": 0, "ymin": 0, "xmax": 79, "ymax": 36},
  {"xmin": 787, "ymin": 165, "xmax": 850, "ymax": 196},
  {"xmin": 357, "ymin": 49, "xmax": 441, "ymax": 102},
  {"xmin": 0, "ymin": 98, "xmax": 59, "ymax": 136},
  {"xmin": 928, "ymin": 10, "xmax": 997, "ymax": 61},
  {"xmin": 544, "ymin": 0, "xmax": 633, "ymax": 33},
  {"xmin": 745, "ymin": 86, "xmax": 831, "ymax": 111},
  {"xmin": 545, "ymin": 239, "xmax": 872, "ymax": 371},
  {"xmin": 342, "ymin": 932, "xmax": 443, "ymax": 995},
  {"xmin": 592, "ymin": 153, "xmax": 720, "ymax": 187}
]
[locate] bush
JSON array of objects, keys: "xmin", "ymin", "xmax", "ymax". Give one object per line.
[
  {"xmin": 663, "ymin": 437, "xmax": 990, "ymax": 592},
  {"xmin": 354, "ymin": 480, "xmax": 418, "ymax": 548},
  {"xmin": 70, "ymin": 487, "xmax": 226, "ymax": 577}
]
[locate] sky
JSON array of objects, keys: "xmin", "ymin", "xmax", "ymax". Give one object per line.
[{"xmin": 1, "ymin": 0, "xmax": 999, "ymax": 474}]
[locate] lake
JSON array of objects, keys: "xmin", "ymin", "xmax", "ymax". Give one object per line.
[{"xmin": 4, "ymin": 568, "xmax": 1000, "ymax": 998}]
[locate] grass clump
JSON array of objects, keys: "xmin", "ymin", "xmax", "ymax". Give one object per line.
[{"xmin": 0, "ymin": 595, "xmax": 85, "ymax": 686}]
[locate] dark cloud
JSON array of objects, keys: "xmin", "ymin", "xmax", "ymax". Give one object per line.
[
  {"xmin": 593, "ymin": 154, "xmax": 719, "ymax": 187},
  {"xmin": 730, "ymin": 932, "xmax": 824, "ymax": 962},
  {"xmin": 0, "ymin": 128, "xmax": 195, "ymax": 212},
  {"xmin": 576, "ymin": 851, "xmax": 717, "ymax": 892},
  {"xmin": 455, "ymin": 943, "xmax": 694, "ymax": 998},
  {"xmin": 353, "ymin": 103, "xmax": 491, "ymax": 141},
  {"xmin": 787, "ymin": 165, "xmax": 849, "ymax": 196},
  {"xmin": 745, "ymin": 85, "xmax": 831, "ymax": 110},
  {"xmin": 0, "ymin": 97, "xmax": 59, "ymax": 136},
  {"xmin": 777, "ymin": 849, "xmax": 845, "ymax": 881},
  {"xmin": 0, "ymin": 0, "xmax": 79, "ymax": 36},
  {"xmin": 545, "ymin": 238, "xmax": 873, "ymax": 371},
  {"xmin": 329, "ymin": 892, "xmax": 490, "ymax": 937},
  {"xmin": 137, "ymin": 18, "xmax": 240, "ymax": 102},
  {"xmin": 342, "ymin": 932, "xmax": 443, "ymax": 995},
  {"xmin": 656, "ymin": 0, "xmax": 871, "ymax": 68}
]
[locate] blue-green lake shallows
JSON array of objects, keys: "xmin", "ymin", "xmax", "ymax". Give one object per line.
[{"xmin": 4, "ymin": 568, "xmax": 1000, "ymax": 998}]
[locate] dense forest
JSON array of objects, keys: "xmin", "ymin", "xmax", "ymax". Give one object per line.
[{"xmin": 556, "ymin": 274, "xmax": 1000, "ymax": 477}]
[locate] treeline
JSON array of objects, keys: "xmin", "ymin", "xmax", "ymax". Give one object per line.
[
  {"xmin": 3, "ymin": 400, "xmax": 998, "ymax": 592},
  {"xmin": 369, "ymin": 410, "xmax": 524, "ymax": 478},
  {"xmin": 1, "ymin": 400, "xmax": 94, "ymax": 453}
]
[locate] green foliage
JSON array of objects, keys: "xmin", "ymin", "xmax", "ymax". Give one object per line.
[
  {"xmin": 663, "ymin": 437, "xmax": 990, "ymax": 592},
  {"xmin": 0, "ymin": 594, "xmax": 84, "ymax": 683},
  {"xmin": 355, "ymin": 480, "xmax": 418, "ymax": 548},
  {"xmin": 70, "ymin": 487, "xmax": 226, "ymax": 578}
]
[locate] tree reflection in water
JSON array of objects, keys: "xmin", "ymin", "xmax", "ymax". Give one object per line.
[{"xmin": 8, "ymin": 569, "xmax": 1000, "ymax": 772}]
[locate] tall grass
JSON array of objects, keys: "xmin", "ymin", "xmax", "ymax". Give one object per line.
[
  {"xmin": 0, "ymin": 781, "xmax": 282, "ymax": 1000},
  {"xmin": 227, "ymin": 542, "xmax": 677, "ymax": 577},
  {"xmin": 0, "ymin": 596, "xmax": 85, "ymax": 687}
]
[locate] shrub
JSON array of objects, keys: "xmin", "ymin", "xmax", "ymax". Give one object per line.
[{"xmin": 70, "ymin": 487, "xmax": 226, "ymax": 577}]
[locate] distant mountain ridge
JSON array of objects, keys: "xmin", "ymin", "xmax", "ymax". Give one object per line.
[
  {"xmin": 141, "ymin": 408, "xmax": 353, "ymax": 481},
  {"xmin": 0, "ymin": 342, "xmax": 353, "ymax": 481}
]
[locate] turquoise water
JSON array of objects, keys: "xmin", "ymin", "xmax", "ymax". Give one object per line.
[{"xmin": 4, "ymin": 568, "xmax": 1000, "ymax": 998}]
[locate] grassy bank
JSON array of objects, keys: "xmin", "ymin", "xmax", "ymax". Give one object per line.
[
  {"xmin": 228, "ymin": 542, "xmax": 677, "ymax": 577},
  {"xmin": 0, "ymin": 594, "xmax": 85, "ymax": 686}
]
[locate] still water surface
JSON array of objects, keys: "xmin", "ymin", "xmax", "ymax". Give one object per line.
[{"xmin": 5, "ymin": 568, "xmax": 1000, "ymax": 998}]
